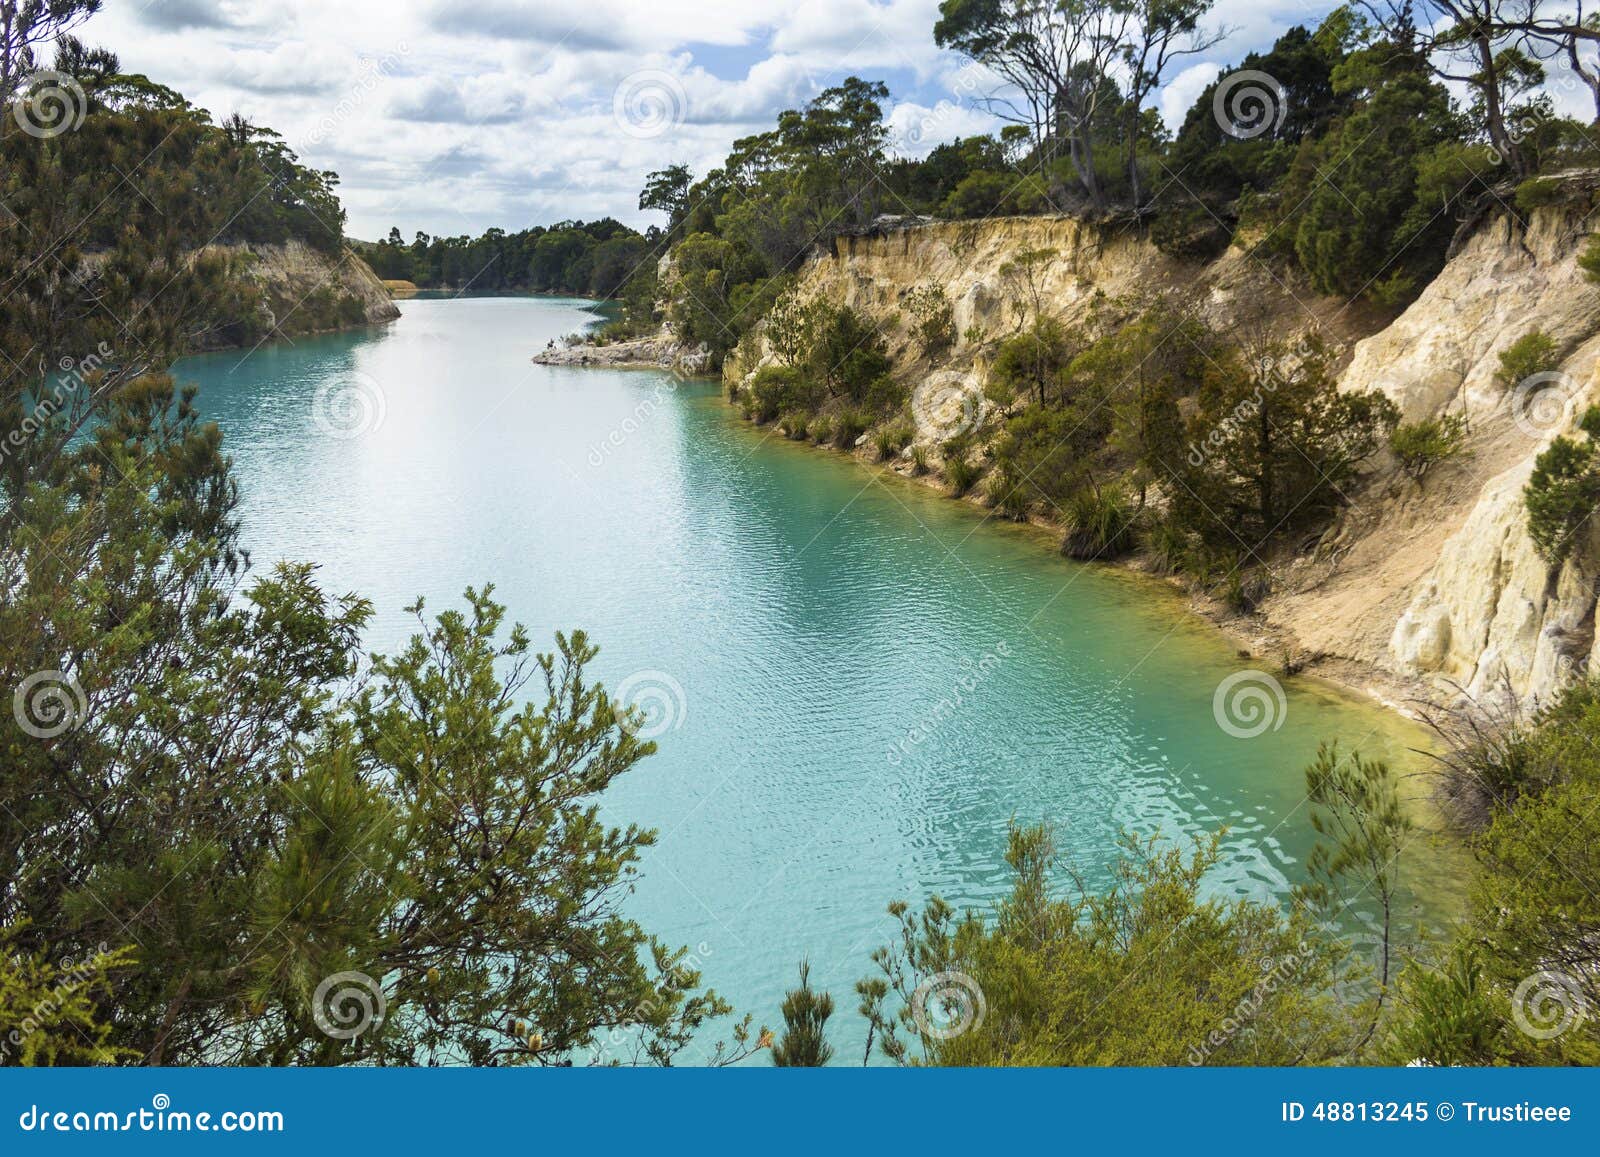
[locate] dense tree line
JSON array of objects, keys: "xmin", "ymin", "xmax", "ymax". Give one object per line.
[
  {"xmin": 356, "ymin": 220, "xmax": 658, "ymax": 298},
  {"xmin": 625, "ymin": 1, "xmax": 1600, "ymax": 368}
]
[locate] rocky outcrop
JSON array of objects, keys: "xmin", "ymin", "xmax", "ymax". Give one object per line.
[
  {"xmin": 533, "ymin": 333, "xmax": 710, "ymax": 375},
  {"xmin": 721, "ymin": 202, "xmax": 1600, "ymax": 711}
]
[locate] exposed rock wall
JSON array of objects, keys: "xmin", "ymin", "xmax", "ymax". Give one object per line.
[
  {"xmin": 724, "ymin": 206, "xmax": 1600, "ymax": 709},
  {"xmin": 193, "ymin": 241, "xmax": 399, "ymax": 350}
]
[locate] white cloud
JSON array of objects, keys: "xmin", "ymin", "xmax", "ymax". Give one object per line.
[{"xmin": 80, "ymin": 0, "xmax": 1344, "ymax": 237}]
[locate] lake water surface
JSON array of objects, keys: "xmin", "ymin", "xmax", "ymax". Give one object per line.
[{"xmin": 179, "ymin": 295, "xmax": 1448, "ymax": 1062}]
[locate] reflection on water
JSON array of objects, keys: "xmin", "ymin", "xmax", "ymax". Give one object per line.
[{"xmin": 177, "ymin": 295, "xmax": 1460, "ymax": 1062}]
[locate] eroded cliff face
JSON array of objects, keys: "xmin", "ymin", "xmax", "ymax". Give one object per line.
[
  {"xmin": 193, "ymin": 241, "xmax": 399, "ymax": 350},
  {"xmin": 1338, "ymin": 207, "xmax": 1600, "ymax": 705},
  {"xmin": 725, "ymin": 205, "xmax": 1600, "ymax": 709}
]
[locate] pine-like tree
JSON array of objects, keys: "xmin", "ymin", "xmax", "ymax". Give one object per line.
[{"xmin": 771, "ymin": 959, "xmax": 834, "ymax": 1067}]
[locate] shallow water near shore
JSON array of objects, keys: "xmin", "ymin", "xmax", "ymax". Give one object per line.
[{"xmin": 177, "ymin": 294, "xmax": 1460, "ymax": 1063}]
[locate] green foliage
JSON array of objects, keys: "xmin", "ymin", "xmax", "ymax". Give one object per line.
[
  {"xmin": 939, "ymin": 171, "xmax": 1015, "ymax": 218},
  {"xmin": 764, "ymin": 288, "xmax": 826, "ymax": 367},
  {"xmin": 0, "ymin": 70, "xmax": 755, "ymax": 1067},
  {"xmin": 986, "ymin": 319, "xmax": 1078, "ymax": 410},
  {"xmin": 989, "ymin": 403, "xmax": 1106, "ymax": 513},
  {"xmin": 903, "ymin": 286, "xmax": 956, "ymax": 356},
  {"xmin": 910, "ymin": 445, "xmax": 931, "ymax": 475},
  {"xmin": 1495, "ymin": 329, "xmax": 1560, "ymax": 388},
  {"xmin": 748, "ymin": 365, "xmax": 823, "ymax": 424},
  {"xmin": 1060, "ymin": 485, "xmax": 1141, "ymax": 560},
  {"xmin": 873, "ymin": 424, "xmax": 913, "ymax": 462},
  {"xmin": 806, "ymin": 306, "xmax": 893, "ymax": 405},
  {"xmin": 833, "ymin": 409, "xmax": 871, "ymax": 449},
  {"xmin": 1380, "ymin": 944, "xmax": 1525, "ymax": 1066},
  {"xmin": 944, "ymin": 453, "xmax": 981, "ymax": 497},
  {"xmin": 1514, "ymin": 176, "xmax": 1567, "ymax": 212},
  {"xmin": 771, "ymin": 960, "xmax": 834, "ymax": 1067},
  {"xmin": 859, "ymin": 825, "xmax": 1352, "ymax": 1065},
  {"xmin": 1264, "ymin": 43, "xmax": 1461, "ymax": 302},
  {"xmin": 665, "ymin": 232, "xmax": 767, "ymax": 363},
  {"xmin": 1389, "ymin": 413, "xmax": 1469, "ymax": 483},
  {"xmin": 1579, "ymin": 233, "xmax": 1600, "ymax": 284},
  {"xmin": 0, "ymin": 925, "xmax": 132, "ymax": 1066},
  {"xmin": 1167, "ymin": 337, "xmax": 1398, "ymax": 554},
  {"xmin": 1298, "ymin": 744, "xmax": 1411, "ymax": 1048},
  {"xmin": 1524, "ymin": 418, "xmax": 1600, "ymax": 566},
  {"xmin": 361, "ymin": 218, "xmax": 649, "ymax": 298},
  {"xmin": 1391, "ymin": 680, "xmax": 1600, "ymax": 1065}
]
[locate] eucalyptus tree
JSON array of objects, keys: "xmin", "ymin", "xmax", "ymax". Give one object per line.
[
  {"xmin": 0, "ymin": 0, "xmax": 100, "ymax": 102},
  {"xmin": 1119, "ymin": 0, "xmax": 1226, "ymax": 209},
  {"xmin": 935, "ymin": 0, "xmax": 1132, "ymax": 209},
  {"xmin": 1358, "ymin": 0, "xmax": 1543, "ymax": 175}
]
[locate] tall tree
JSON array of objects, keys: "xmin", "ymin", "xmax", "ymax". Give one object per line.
[
  {"xmin": 935, "ymin": 0, "xmax": 1132, "ymax": 209},
  {"xmin": 1121, "ymin": 0, "xmax": 1225, "ymax": 209},
  {"xmin": 0, "ymin": 0, "xmax": 100, "ymax": 102}
]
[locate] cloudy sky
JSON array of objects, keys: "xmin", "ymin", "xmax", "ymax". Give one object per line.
[{"xmin": 84, "ymin": 0, "xmax": 1341, "ymax": 240}]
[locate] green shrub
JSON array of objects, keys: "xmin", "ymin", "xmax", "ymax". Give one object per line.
[
  {"xmin": 903, "ymin": 285, "xmax": 955, "ymax": 356},
  {"xmin": 986, "ymin": 319, "xmax": 1077, "ymax": 410},
  {"xmin": 1496, "ymin": 329, "xmax": 1560, "ymax": 388},
  {"xmin": 945, "ymin": 454, "xmax": 981, "ymax": 496},
  {"xmin": 872, "ymin": 423, "xmax": 913, "ymax": 461},
  {"xmin": 1525, "ymin": 410, "xmax": 1600, "ymax": 565},
  {"xmin": 1147, "ymin": 518, "xmax": 1196, "ymax": 575},
  {"xmin": 910, "ymin": 445, "xmax": 930, "ymax": 475},
  {"xmin": 859, "ymin": 825, "xmax": 1351, "ymax": 1065},
  {"xmin": 779, "ymin": 410, "xmax": 809, "ymax": 440},
  {"xmin": 988, "ymin": 465, "xmax": 1032, "ymax": 521},
  {"xmin": 1149, "ymin": 203, "xmax": 1231, "ymax": 260},
  {"xmin": 1060, "ymin": 485, "xmax": 1140, "ymax": 560},
  {"xmin": 810, "ymin": 416, "xmax": 834, "ymax": 445},
  {"xmin": 1389, "ymin": 413, "xmax": 1469, "ymax": 482},
  {"xmin": 808, "ymin": 306, "xmax": 892, "ymax": 403},
  {"xmin": 1514, "ymin": 176, "xmax": 1566, "ymax": 213},
  {"xmin": 749, "ymin": 364, "xmax": 823, "ymax": 423},
  {"xmin": 834, "ymin": 409, "xmax": 870, "ymax": 449},
  {"xmin": 938, "ymin": 171, "xmax": 1012, "ymax": 218},
  {"xmin": 1222, "ymin": 567, "xmax": 1272, "ymax": 613},
  {"xmin": 862, "ymin": 374, "xmax": 908, "ymax": 417},
  {"xmin": 1581, "ymin": 233, "xmax": 1600, "ymax": 284}
]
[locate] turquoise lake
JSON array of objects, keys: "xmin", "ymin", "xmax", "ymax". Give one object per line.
[{"xmin": 177, "ymin": 295, "xmax": 1447, "ymax": 1063}]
